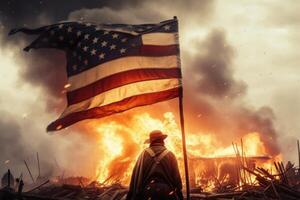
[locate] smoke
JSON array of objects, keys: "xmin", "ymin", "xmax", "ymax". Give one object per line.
[
  {"xmin": 188, "ymin": 29, "xmax": 247, "ymax": 98},
  {"xmin": 18, "ymin": 50, "xmax": 68, "ymax": 110},
  {"xmin": 0, "ymin": 110, "xmax": 29, "ymax": 164},
  {"xmin": 0, "ymin": 31, "xmax": 100, "ymax": 182},
  {"xmin": 0, "ymin": 0, "xmax": 286, "ymax": 183},
  {"xmin": 182, "ymin": 29, "xmax": 280, "ymax": 156},
  {"xmin": 68, "ymin": 0, "xmax": 214, "ymax": 24}
]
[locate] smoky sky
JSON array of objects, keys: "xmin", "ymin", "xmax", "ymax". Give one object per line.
[
  {"xmin": 182, "ymin": 28, "xmax": 280, "ymax": 155},
  {"xmin": 0, "ymin": 0, "xmax": 141, "ymax": 28},
  {"xmin": 0, "ymin": 110, "xmax": 29, "ymax": 162},
  {"xmin": 188, "ymin": 29, "xmax": 247, "ymax": 98},
  {"xmin": 4, "ymin": 0, "xmax": 279, "ymax": 149},
  {"xmin": 4, "ymin": 0, "xmax": 215, "ymax": 106},
  {"xmin": 0, "ymin": 0, "xmax": 289, "ymax": 182},
  {"xmin": 1, "ymin": 0, "xmax": 144, "ymax": 104}
]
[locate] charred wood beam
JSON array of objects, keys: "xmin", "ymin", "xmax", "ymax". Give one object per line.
[
  {"xmin": 26, "ymin": 180, "xmax": 50, "ymax": 193},
  {"xmin": 24, "ymin": 160, "xmax": 35, "ymax": 183}
]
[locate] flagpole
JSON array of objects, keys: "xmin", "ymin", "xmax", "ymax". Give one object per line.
[
  {"xmin": 174, "ymin": 16, "xmax": 191, "ymax": 200},
  {"xmin": 179, "ymin": 89, "xmax": 191, "ymax": 200}
]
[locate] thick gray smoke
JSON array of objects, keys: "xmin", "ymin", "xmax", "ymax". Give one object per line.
[
  {"xmin": 188, "ymin": 29, "xmax": 247, "ymax": 98},
  {"xmin": 0, "ymin": 0, "xmax": 285, "ymax": 183},
  {"xmin": 183, "ymin": 29, "xmax": 280, "ymax": 155},
  {"xmin": 0, "ymin": 111, "xmax": 29, "ymax": 164}
]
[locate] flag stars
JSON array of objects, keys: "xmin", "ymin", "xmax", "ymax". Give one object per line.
[
  {"xmin": 93, "ymin": 37, "xmax": 99, "ymax": 44},
  {"xmin": 84, "ymin": 34, "xmax": 90, "ymax": 40},
  {"xmin": 84, "ymin": 59, "xmax": 88, "ymax": 65},
  {"xmin": 103, "ymin": 30, "xmax": 109, "ymax": 35},
  {"xmin": 58, "ymin": 24, "xmax": 64, "ymax": 29},
  {"xmin": 77, "ymin": 31, "xmax": 82, "ymax": 37},
  {"xmin": 109, "ymin": 44, "xmax": 117, "ymax": 50},
  {"xmin": 109, "ymin": 44, "xmax": 116, "ymax": 50},
  {"xmin": 85, "ymin": 23, "xmax": 92, "ymax": 27},
  {"xmin": 83, "ymin": 46, "xmax": 88, "ymax": 52},
  {"xmin": 164, "ymin": 25, "xmax": 170, "ymax": 30},
  {"xmin": 95, "ymin": 27, "xmax": 100, "ymax": 31},
  {"xmin": 120, "ymin": 48, "xmax": 126, "ymax": 54},
  {"xmin": 112, "ymin": 33, "xmax": 119, "ymax": 39},
  {"xmin": 67, "ymin": 27, "xmax": 72, "ymax": 32},
  {"xmin": 101, "ymin": 41, "xmax": 107, "ymax": 47},
  {"xmin": 121, "ymin": 38, "xmax": 127, "ymax": 42},
  {"xmin": 99, "ymin": 53, "xmax": 105, "ymax": 59},
  {"xmin": 90, "ymin": 49, "xmax": 96, "ymax": 55}
]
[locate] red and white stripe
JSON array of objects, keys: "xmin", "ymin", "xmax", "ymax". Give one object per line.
[{"xmin": 47, "ymin": 32, "xmax": 181, "ymax": 131}]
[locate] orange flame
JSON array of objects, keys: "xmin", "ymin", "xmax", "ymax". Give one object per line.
[{"xmin": 91, "ymin": 111, "xmax": 281, "ymax": 190}]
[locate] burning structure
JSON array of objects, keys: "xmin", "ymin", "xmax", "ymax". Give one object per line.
[
  {"xmin": 0, "ymin": 137, "xmax": 299, "ymax": 200},
  {"xmin": 85, "ymin": 111, "xmax": 281, "ymax": 189},
  {"xmin": 1, "ymin": 108, "xmax": 298, "ymax": 200}
]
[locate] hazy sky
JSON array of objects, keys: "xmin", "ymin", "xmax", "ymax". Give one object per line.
[{"xmin": 0, "ymin": 0, "xmax": 299, "ymax": 180}]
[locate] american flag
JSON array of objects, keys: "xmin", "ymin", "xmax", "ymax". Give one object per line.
[{"xmin": 10, "ymin": 19, "xmax": 182, "ymax": 131}]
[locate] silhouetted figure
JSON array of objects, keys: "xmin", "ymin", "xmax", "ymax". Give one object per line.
[
  {"xmin": 0, "ymin": 170, "xmax": 15, "ymax": 200},
  {"xmin": 126, "ymin": 130, "xmax": 183, "ymax": 200},
  {"xmin": 1, "ymin": 169, "xmax": 14, "ymax": 189}
]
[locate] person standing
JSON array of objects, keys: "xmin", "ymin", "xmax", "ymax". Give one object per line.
[{"xmin": 126, "ymin": 130, "xmax": 183, "ymax": 200}]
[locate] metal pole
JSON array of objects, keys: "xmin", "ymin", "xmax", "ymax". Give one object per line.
[
  {"xmin": 174, "ymin": 15, "xmax": 190, "ymax": 200},
  {"xmin": 179, "ymin": 92, "xmax": 191, "ymax": 200},
  {"xmin": 297, "ymin": 140, "xmax": 300, "ymax": 169},
  {"xmin": 36, "ymin": 152, "xmax": 41, "ymax": 179}
]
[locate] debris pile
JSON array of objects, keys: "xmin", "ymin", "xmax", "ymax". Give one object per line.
[
  {"xmin": 1, "ymin": 160, "xmax": 299, "ymax": 200},
  {"xmin": 0, "ymin": 140, "xmax": 299, "ymax": 199}
]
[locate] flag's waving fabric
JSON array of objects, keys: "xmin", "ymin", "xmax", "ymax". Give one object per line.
[{"xmin": 10, "ymin": 19, "xmax": 181, "ymax": 131}]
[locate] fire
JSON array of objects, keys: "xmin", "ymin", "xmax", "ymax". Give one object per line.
[
  {"xmin": 243, "ymin": 133, "xmax": 266, "ymax": 156},
  {"xmin": 92, "ymin": 111, "xmax": 281, "ymax": 190},
  {"xmin": 95, "ymin": 122, "xmax": 125, "ymax": 183}
]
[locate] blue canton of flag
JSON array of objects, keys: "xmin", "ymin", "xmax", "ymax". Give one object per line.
[
  {"xmin": 10, "ymin": 20, "xmax": 178, "ymax": 77},
  {"xmin": 10, "ymin": 19, "xmax": 181, "ymax": 131}
]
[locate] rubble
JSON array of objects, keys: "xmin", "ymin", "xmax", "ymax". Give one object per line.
[
  {"xmin": 1, "ymin": 159, "xmax": 299, "ymax": 200},
  {"xmin": 1, "ymin": 141, "xmax": 299, "ymax": 200}
]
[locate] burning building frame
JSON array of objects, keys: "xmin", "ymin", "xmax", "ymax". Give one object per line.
[{"xmin": 1, "ymin": 112, "xmax": 300, "ymax": 199}]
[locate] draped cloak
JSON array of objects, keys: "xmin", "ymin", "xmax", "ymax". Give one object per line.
[{"xmin": 126, "ymin": 143, "xmax": 183, "ymax": 200}]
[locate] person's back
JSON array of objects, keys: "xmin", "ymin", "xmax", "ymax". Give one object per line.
[{"xmin": 126, "ymin": 130, "xmax": 183, "ymax": 200}]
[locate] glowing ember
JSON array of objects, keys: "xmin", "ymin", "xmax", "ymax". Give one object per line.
[
  {"xmin": 64, "ymin": 83, "xmax": 71, "ymax": 89},
  {"xmin": 56, "ymin": 125, "xmax": 63, "ymax": 130}
]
